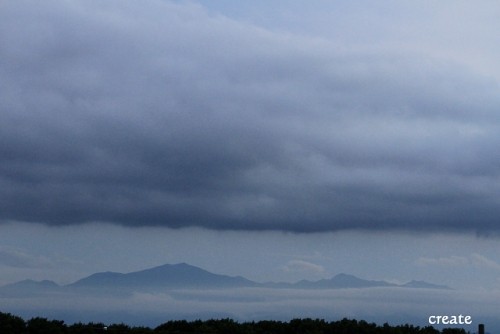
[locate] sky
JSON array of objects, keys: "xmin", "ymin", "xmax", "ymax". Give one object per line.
[{"xmin": 1, "ymin": 0, "xmax": 500, "ymax": 330}]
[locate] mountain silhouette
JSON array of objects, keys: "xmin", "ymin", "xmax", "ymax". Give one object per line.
[
  {"xmin": 292, "ymin": 273, "xmax": 397, "ymax": 289},
  {"xmin": 401, "ymin": 280, "xmax": 452, "ymax": 290},
  {"xmin": 0, "ymin": 279, "xmax": 61, "ymax": 297},
  {"xmin": 3, "ymin": 279, "xmax": 60, "ymax": 289},
  {"xmin": 1, "ymin": 263, "xmax": 451, "ymax": 294},
  {"xmin": 69, "ymin": 263, "xmax": 257, "ymax": 290}
]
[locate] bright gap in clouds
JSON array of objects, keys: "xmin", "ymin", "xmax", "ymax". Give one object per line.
[
  {"xmin": 1, "ymin": 223, "xmax": 500, "ymax": 330},
  {"xmin": 1, "ymin": 222, "xmax": 500, "ymax": 291}
]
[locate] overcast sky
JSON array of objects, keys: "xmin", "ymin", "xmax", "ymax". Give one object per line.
[
  {"xmin": 2, "ymin": 0, "xmax": 500, "ymax": 233},
  {"xmin": 1, "ymin": 0, "xmax": 500, "ymax": 329}
]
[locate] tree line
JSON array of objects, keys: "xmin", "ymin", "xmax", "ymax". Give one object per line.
[{"xmin": 0, "ymin": 311, "xmax": 469, "ymax": 334}]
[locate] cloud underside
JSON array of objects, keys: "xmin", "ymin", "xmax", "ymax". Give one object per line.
[{"xmin": 1, "ymin": 1, "xmax": 500, "ymax": 232}]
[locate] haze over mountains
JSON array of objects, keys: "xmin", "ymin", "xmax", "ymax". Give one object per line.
[
  {"xmin": 3, "ymin": 263, "xmax": 489, "ymax": 331},
  {"xmin": 0, "ymin": 263, "xmax": 451, "ymax": 294}
]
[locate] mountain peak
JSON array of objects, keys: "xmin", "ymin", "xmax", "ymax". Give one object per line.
[
  {"xmin": 69, "ymin": 263, "xmax": 256, "ymax": 289},
  {"xmin": 333, "ymin": 273, "xmax": 359, "ymax": 279},
  {"xmin": 2, "ymin": 263, "xmax": 451, "ymax": 292},
  {"xmin": 402, "ymin": 280, "xmax": 452, "ymax": 290},
  {"xmin": 4, "ymin": 279, "xmax": 59, "ymax": 288}
]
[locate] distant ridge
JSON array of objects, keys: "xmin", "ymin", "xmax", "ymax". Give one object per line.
[
  {"xmin": 401, "ymin": 280, "xmax": 452, "ymax": 290},
  {"xmin": 2, "ymin": 279, "xmax": 60, "ymax": 289},
  {"xmin": 1, "ymin": 263, "xmax": 452, "ymax": 293},
  {"xmin": 0, "ymin": 279, "xmax": 61, "ymax": 297},
  {"xmin": 69, "ymin": 263, "xmax": 257, "ymax": 290},
  {"xmin": 292, "ymin": 273, "xmax": 397, "ymax": 289}
]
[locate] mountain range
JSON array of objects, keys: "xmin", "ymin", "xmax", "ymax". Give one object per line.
[{"xmin": 0, "ymin": 263, "xmax": 451, "ymax": 295}]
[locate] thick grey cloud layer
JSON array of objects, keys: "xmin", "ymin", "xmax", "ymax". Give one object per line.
[{"xmin": 2, "ymin": 0, "xmax": 500, "ymax": 232}]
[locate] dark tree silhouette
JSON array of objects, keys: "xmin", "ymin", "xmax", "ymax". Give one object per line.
[
  {"xmin": 0, "ymin": 311, "xmax": 475, "ymax": 334},
  {"xmin": 0, "ymin": 312, "xmax": 26, "ymax": 334},
  {"xmin": 27, "ymin": 317, "xmax": 67, "ymax": 334}
]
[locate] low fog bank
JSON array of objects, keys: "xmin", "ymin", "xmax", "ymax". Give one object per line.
[{"xmin": 1, "ymin": 287, "xmax": 498, "ymax": 331}]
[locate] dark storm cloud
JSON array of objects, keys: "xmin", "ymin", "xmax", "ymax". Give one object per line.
[{"xmin": 2, "ymin": 0, "xmax": 500, "ymax": 232}]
